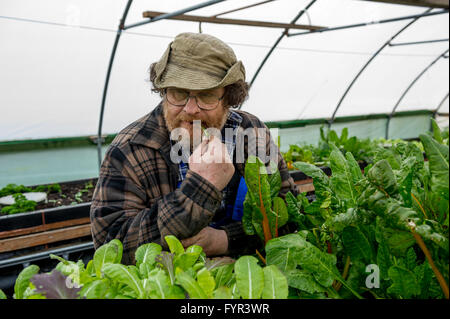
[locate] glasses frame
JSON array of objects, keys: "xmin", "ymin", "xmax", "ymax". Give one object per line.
[{"xmin": 164, "ymin": 88, "xmax": 225, "ymax": 111}]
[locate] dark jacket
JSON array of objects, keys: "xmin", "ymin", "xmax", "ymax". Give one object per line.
[{"xmin": 90, "ymin": 103, "xmax": 298, "ymax": 264}]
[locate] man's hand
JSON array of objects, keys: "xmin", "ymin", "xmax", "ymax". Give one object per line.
[
  {"xmin": 181, "ymin": 226, "xmax": 229, "ymax": 256},
  {"xmin": 189, "ymin": 136, "xmax": 235, "ymax": 191}
]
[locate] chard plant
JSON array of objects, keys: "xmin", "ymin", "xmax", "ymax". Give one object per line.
[
  {"xmin": 289, "ymin": 124, "xmax": 449, "ymax": 299},
  {"xmin": 1, "ymin": 236, "xmax": 288, "ymax": 299}
]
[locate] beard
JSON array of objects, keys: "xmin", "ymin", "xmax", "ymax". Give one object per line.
[{"xmin": 163, "ymin": 101, "xmax": 229, "ymax": 151}]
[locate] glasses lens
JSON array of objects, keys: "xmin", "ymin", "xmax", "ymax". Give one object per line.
[
  {"xmin": 166, "ymin": 88, "xmax": 221, "ymax": 110},
  {"xmin": 197, "ymin": 92, "xmax": 220, "ymax": 109},
  {"xmin": 167, "ymin": 88, "xmax": 188, "ymax": 105}
]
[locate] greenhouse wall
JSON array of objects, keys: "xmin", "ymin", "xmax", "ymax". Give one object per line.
[
  {"xmin": 268, "ymin": 110, "xmax": 442, "ymax": 152},
  {"xmin": 0, "ymin": 110, "xmax": 446, "ymax": 188}
]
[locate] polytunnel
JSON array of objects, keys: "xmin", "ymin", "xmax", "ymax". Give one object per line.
[
  {"xmin": 0, "ymin": 0, "xmax": 449, "ymax": 302},
  {"xmin": 0, "ymin": 0, "xmax": 448, "ymax": 186}
]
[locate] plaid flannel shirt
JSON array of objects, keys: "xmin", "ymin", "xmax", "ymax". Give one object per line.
[
  {"xmin": 177, "ymin": 110, "xmax": 242, "ymax": 211},
  {"xmin": 90, "ymin": 103, "xmax": 298, "ymax": 264}
]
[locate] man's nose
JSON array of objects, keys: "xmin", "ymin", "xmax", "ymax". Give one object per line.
[{"xmin": 183, "ymin": 96, "xmax": 201, "ymax": 115}]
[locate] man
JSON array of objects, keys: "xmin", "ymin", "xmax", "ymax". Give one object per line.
[{"xmin": 90, "ymin": 32, "xmax": 298, "ymax": 264}]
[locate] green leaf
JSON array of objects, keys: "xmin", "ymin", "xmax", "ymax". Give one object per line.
[
  {"xmin": 242, "ymin": 195, "xmax": 256, "ymax": 236},
  {"xmin": 342, "ymin": 226, "xmax": 373, "ymax": 264},
  {"xmin": 0, "ymin": 289, "xmax": 6, "ymax": 299},
  {"xmin": 375, "ymin": 219, "xmax": 392, "ymax": 279},
  {"xmin": 146, "ymin": 268, "xmax": 182, "ymax": 299},
  {"xmin": 384, "ymin": 227, "xmax": 416, "ymax": 256},
  {"xmin": 414, "ymin": 224, "xmax": 449, "ymax": 253},
  {"xmin": 234, "ymin": 256, "xmax": 264, "ymax": 299},
  {"xmin": 329, "ymin": 144, "xmax": 359, "ymax": 205},
  {"xmin": 387, "ymin": 265, "xmax": 420, "ymax": 298},
  {"xmin": 135, "ymin": 243, "xmax": 162, "ymax": 267},
  {"xmin": 212, "ymin": 263, "xmax": 234, "ymax": 288},
  {"xmin": 296, "ymin": 240, "xmax": 339, "ymax": 288},
  {"xmin": 165, "ymin": 235, "xmax": 185, "ymax": 256},
  {"xmin": 405, "ymin": 248, "xmax": 417, "ymax": 271},
  {"xmin": 285, "ymin": 269, "xmax": 327, "ymax": 294},
  {"xmin": 265, "ymin": 234, "xmax": 304, "ymax": 273},
  {"xmin": 93, "ymin": 240, "xmax": 123, "ymax": 278},
  {"xmin": 272, "ymin": 197, "xmax": 289, "ymax": 228},
  {"xmin": 80, "ymin": 279, "xmax": 109, "ymax": 299},
  {"xmin": 197, "ymin": 267, "xmax": 216, "ymax": 298},
  {"xmin": 292, "ymin": 162, "xmax": 331, "ymax": 198},
  {"xmin": 346, "ymin": 151, "xmax": 363, "ymax": 182},
  {"xmin": 261, "ymin": 265, "xmax": 289, "ymax": 299},
  {"xmin": 213, "ymin": 286, "xmax": 232, "ymax": 299},
  {"xmin": 175, "ymin": 269, "xmax": 207, "ymax": 299},
  {"xmin": 367, "ymin": 160, "xmax": 398, "ymax": 196},
  {"xmin": 420, "ymin": 134, "xmax": 449, "ymax": 201},
  {"xmin": 174, "ymin": 252, "xmax": 203, "ymax": 271},
  {"xmin": 340, "ymin": 127, "xmax": 349, "ymax": 144},
  {"xmin": 109, "ymin": 239, "xmax": 123, "ymax": 264},
  {"xmin": 431, "ymin": 118, "xmax": 444, "ymax": 144},
  {"xmin": 14, "ymin": 265, "xmax": 40, "ymax": 299},
  {"xmin": 268, "ymin": 161, "xmax": 281, "ymax": 198},
  {"xmin": 245, "ymin": 156, "xmax": 275, "ymax": 241},
  {"xmin": 102, "ymin": 264, "xmax": 144, "ymax": 299},
  {"xmin": 285, "ymin": 192, "xmax": 304, "ymax": 227}
]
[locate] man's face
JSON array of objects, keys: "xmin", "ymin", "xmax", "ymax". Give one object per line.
[{"xmin": 163, "ymin": 87, "xmax": 229, "ymax": 139}]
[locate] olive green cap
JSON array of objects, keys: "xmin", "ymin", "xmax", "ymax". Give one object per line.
[{"xmin": 153, "ymin": 32, "xmax": 246, "ymax": 90}]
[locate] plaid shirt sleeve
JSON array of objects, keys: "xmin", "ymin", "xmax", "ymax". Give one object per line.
[{"xmin": 90, "ymin": 144, "xmax": 223, "ymax": 264}]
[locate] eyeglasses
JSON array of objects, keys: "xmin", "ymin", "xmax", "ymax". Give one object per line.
[{"xmin": 165, "ymin": 88, "xmax": 224, "ymax": 111}]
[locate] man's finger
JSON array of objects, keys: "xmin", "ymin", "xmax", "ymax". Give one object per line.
[{"xmin": 181, "ymin": 236, "xmax": 196, "ymax": 248}]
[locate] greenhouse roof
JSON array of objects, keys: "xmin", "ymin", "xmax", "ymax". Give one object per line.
[{"xmin": 0, "ymin": 0, "xmax": 448, "ymax": 142}]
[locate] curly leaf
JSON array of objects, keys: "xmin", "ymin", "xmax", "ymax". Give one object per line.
[
  {"xmin": 30, "ymin": 270, "xmax": 81, "ymax": 299},
  {"xmin": 367, "ymin": 160, "xmax": 398, "ymax": 196}
]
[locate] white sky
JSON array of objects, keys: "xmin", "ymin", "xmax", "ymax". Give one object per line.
[{"xmin": 0, "ymin": 0, "xmax": 448, "ymax": 140}]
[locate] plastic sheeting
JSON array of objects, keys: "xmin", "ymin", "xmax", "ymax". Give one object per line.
[{"xmin": 0, "ymin": 0, "xmax": 448, "ymax": 141}]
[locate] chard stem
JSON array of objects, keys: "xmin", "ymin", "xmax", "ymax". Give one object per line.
[
  {"xmin": 411, "ymin": 229, "xmax": 449, "ymax": 299},
  {"xmin": 335, "ymin": 255, "xmax": 351, "ymax": 292},
  {"xmin": 410, "ymin": 192, "xmax": 428, "ymax": 219},
  {"xmin": 255, "ymin": 249, "xmax": 266, "ymax": 265}
]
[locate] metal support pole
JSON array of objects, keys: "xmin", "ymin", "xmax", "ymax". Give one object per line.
[
  {"xmin": 97, "ymin": 0, "xmax": 133, "ymax": 169},
  {"xmin": 389, "ymin": 38, "xmax": 448, "ymax": 46},
  {"xmin": 328, "ymin": 9, "xmax": 431, "ymax": 128},
  {"xmin": 386, "ymin": 48, "xmax": 449, "ymax": 139},
  {"xmin": 433, "ymin": 92, "xmax": 449, "ymax": 118},
  {"xmin": 123, "ymin": 0, "xmax": 227, "ymax": 30},
  {"xmin": 96, "ymin": 0, "xmax": 228, "ymax": 169},
  {"xmin": 287, "ymin": 9, "xmax": 448, "ymax": 37},
  {"xmin": 238, "ymin": 0, "xmax": 318, "ymax": 110}
]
